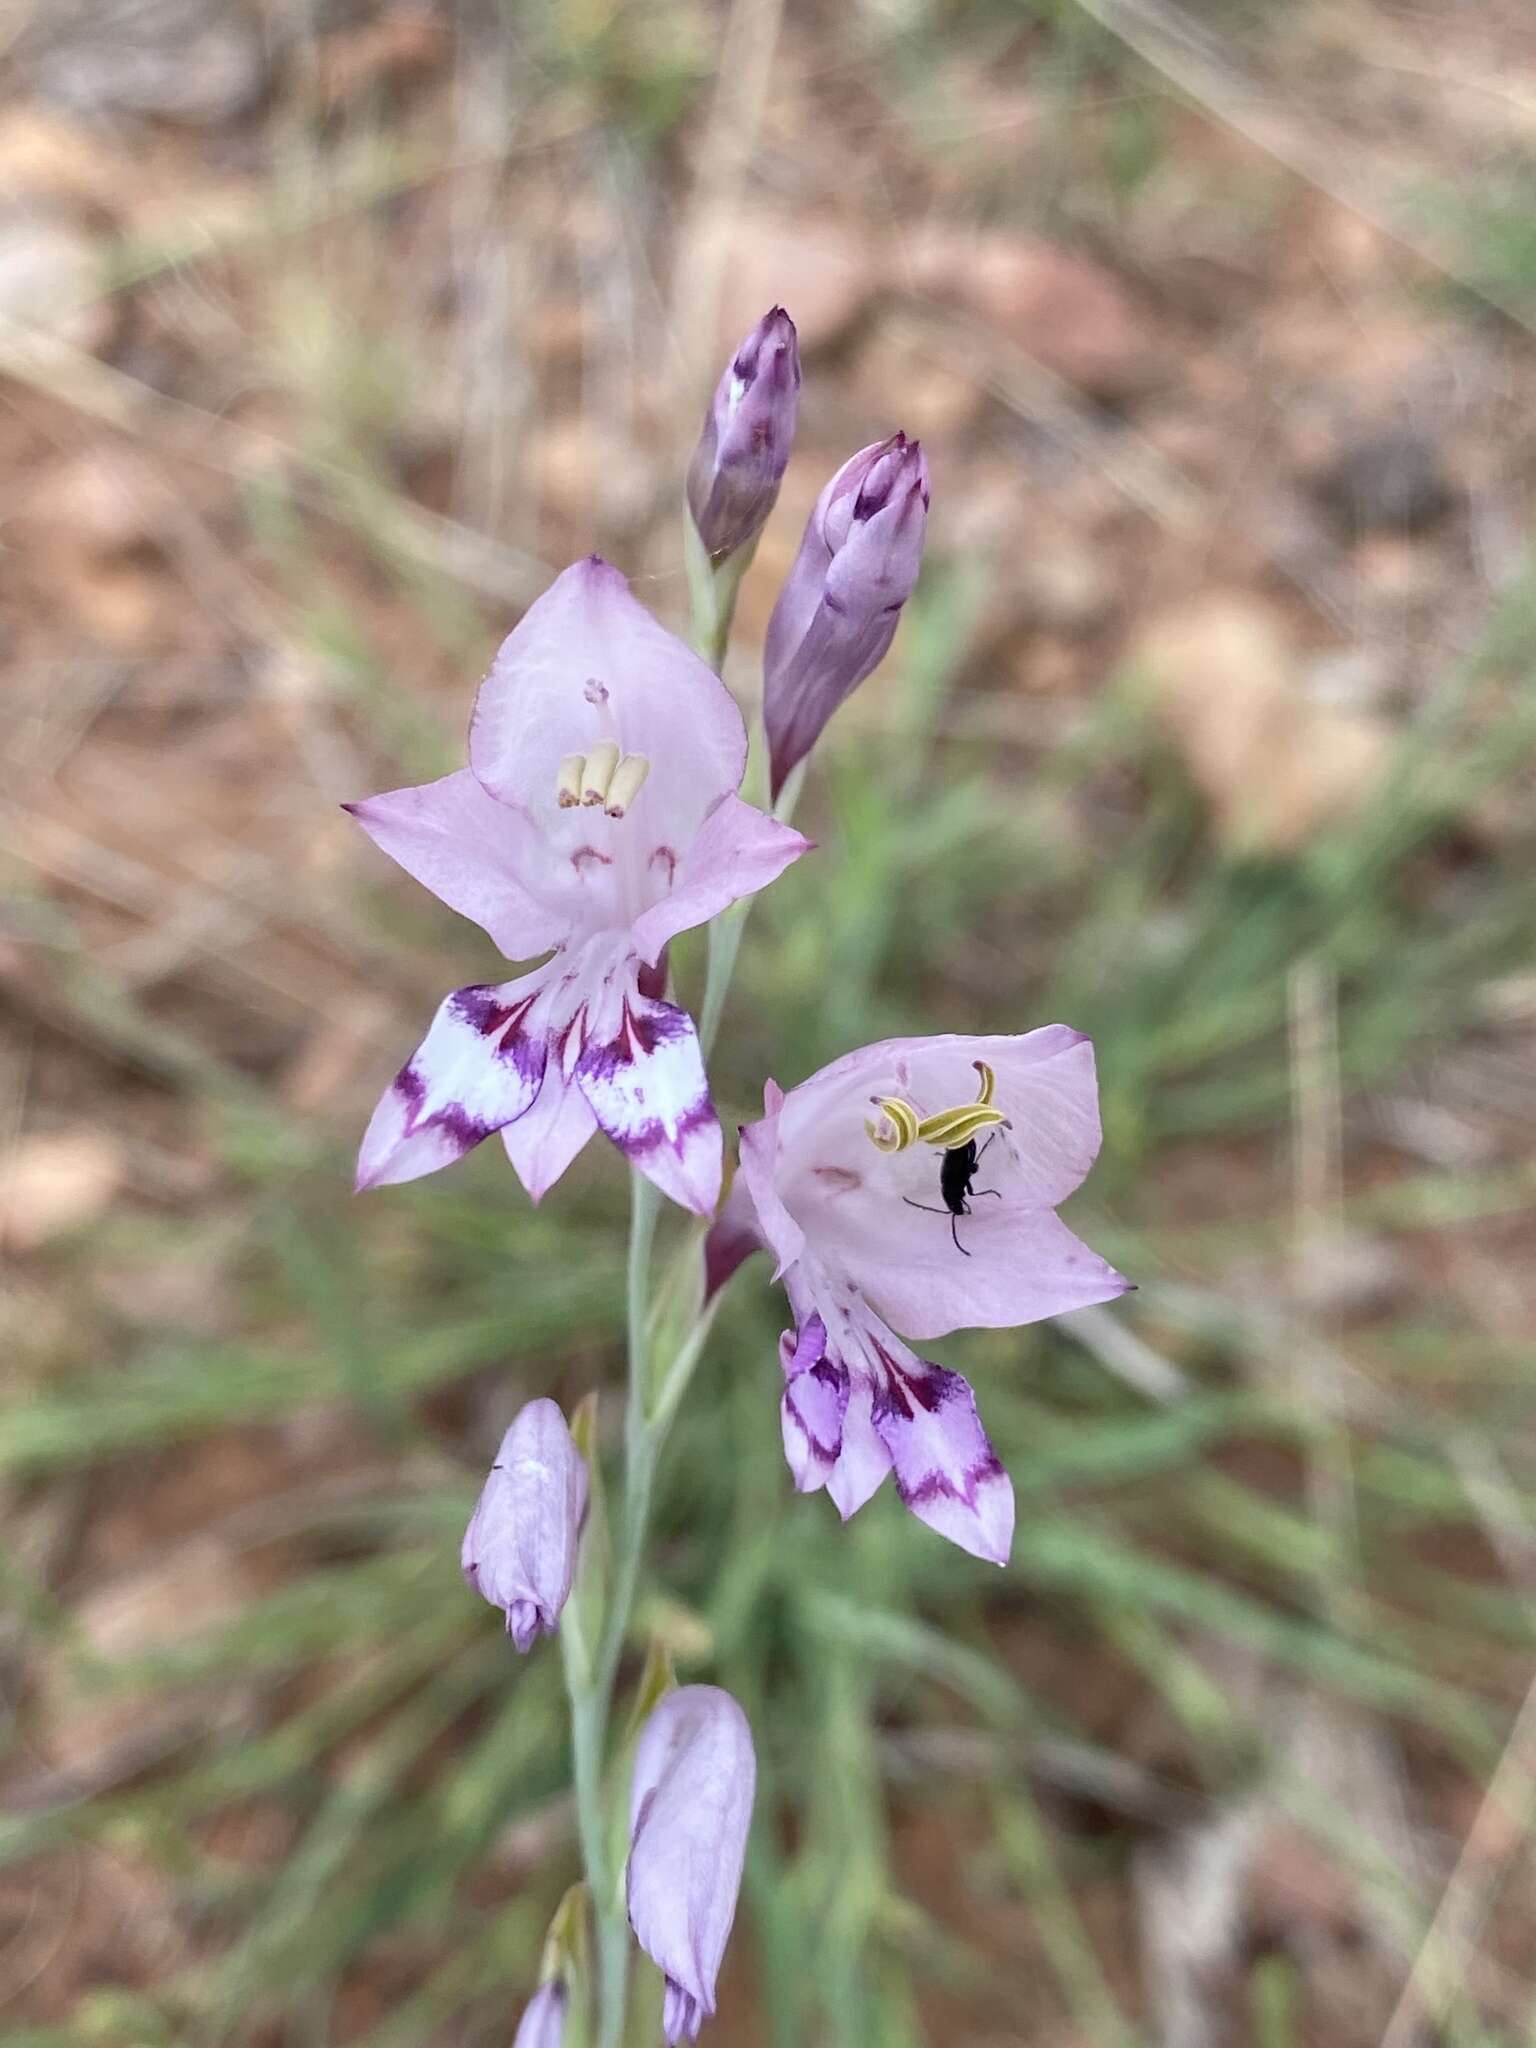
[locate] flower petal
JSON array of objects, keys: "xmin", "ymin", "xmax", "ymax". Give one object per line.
[
  {"xmin": 780, "ymin": 1321, "xmax": 848, "ymax": 1495},
  {"xmin": 344, "ymin": 769, "xmax": 571, "ymax": 961},
  {"xmin": 766, "ymin": 1028, "xmax": 1128, "ymax": 1339},
  {"xmin": 500, "ymin": 1062, "xmax": 599, "ymax": 1205},
  {"xmin": 825, "ymin": 1370, "xmax": 891, "ymax": 1520},
  {"xmin": 357, "ymin": 976, "xmax": 548, "ymax": 1190},
  {"xmin": 470, "ymin": 557, "xmax": 747, "ymax": 846},
  {"xmin": 856, "ymin": 1208, "xmax": 1129, "ymax": 1345},
  {"xmin": 576, "ymin": 995, "xmax": 721, "ymax": 1216},
  {"xmin": 629, "ymin": 794, "xmax": 810, "ymax": 966},
  {"xmin": 703, "ymin": 1167, "xmax": 764, "ymax": 1301},
  {"xmin": 737, "ymin": 1081, "xmax": 805, "ymax": 1278},
  {"xmin": 867, "ymin": 1336, "xmax": 1014, "ymax": 1565},
  {"xmin": 627, "ymin": 1686, "xmax": 755, "ymax": 2042}
]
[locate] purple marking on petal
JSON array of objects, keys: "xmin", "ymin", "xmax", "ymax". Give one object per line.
[
  {"xmin": 576, "ymin": 994, "xmax": 722, "ymax": 1213},
  {"xmin": 782, "ymin": 1311, "xmax": 828, "ymax": 1379},
  {"xmin": 868, "ymin": 1337, "xmax": 1013, "ymax": 1564},
  {"xmin": 781, "ymin": 1356, "xmax": 848, "ymax": 1493}
]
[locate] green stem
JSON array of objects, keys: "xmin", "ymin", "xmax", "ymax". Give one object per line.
[{"xmin": 567, "ymin": 1170, "xmax": 664, "ymax": 2048}]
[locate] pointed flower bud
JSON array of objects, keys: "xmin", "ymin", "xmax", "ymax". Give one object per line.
[
  {"xmin": 461, "ymin": 1398, "xmax": 588, "ymax": 1652},
  {"xmin": 627, "ymin": 1686, "xmax": 756, "ymax": 2043},
  {"xmin": 762, "ymin": 432, "xmax": 929, "ymax": 798},
  {"xmin": 512, "ymin": 1982, "xmax": 567, "ymax": 2048},
  {"xmin": 686, "ymin": 307, "xmax": 801, "ymax": 564}
]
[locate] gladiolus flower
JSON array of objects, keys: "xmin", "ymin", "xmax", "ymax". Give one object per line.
[
  {"xmin": 461, "ymin": 1398, "xmax": 588, "ymax": 1652},
  {"xmin": 627, "ymin": 1686, "xmax": 755, "ymax": 2043},
  {"xmin": 512, "ymin": 1983, "xmax": 567, "ymax": 2048},
  {"xmin": 710, "ymin": 1030, "xmax": 1130, "ymax": 1563},
  {"xmin": 347, "ymin": 557, "xmax": 808, "ymax": 1214},
  {"xmin": 762, "ymin": 433, "xmax": 928, "ymax": 798},
  {"xmin": 686, "ymin": 307, "xmax": 800, "ymax": 563}
]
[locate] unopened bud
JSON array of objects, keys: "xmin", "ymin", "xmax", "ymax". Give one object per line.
[
  {"xmin": 461, "ymin": 1399, "xmax": 588, "ymax": 1653},
  {"xmin": 762, "ymin": 432, "xmax": 929, "ymax": 799},
  {"xmin": 686, "ymin": 307, "xmax": 801, "ymax": 565}
]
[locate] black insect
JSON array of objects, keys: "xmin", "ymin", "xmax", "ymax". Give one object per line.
[{"xmin": 902, "ymin": 1132, "xmax": 1002, "ymax": 1255}]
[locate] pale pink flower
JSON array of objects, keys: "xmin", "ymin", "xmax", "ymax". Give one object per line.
[
  {"xmin": 347, "ymin": 557, "xmax": 808, "ymax": 1214},
  {"xmin": 710, "ymin": 1029, "xmax": 1130, "ymax": 1563}
]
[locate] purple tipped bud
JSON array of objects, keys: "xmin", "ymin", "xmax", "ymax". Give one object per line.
[
  {"xmin": 461, "ymin": 1398, "xmax": 588, "ymax": 1652},
  {"xmin": 686, "ymin": 307, "xmax": 801, "ymax": 563},
  {"xmin": 512, "ymin": 1982, "xmax": 567, "ymax": 2048},
  {"xmin": 763, "ymin": 432, "xmax": 929, "ymax": 798},
  {"xmin": 627, "ymin": 1686, "xmax": 756, "ymax": 2043}
]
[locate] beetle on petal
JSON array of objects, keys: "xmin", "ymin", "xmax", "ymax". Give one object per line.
[{"xmin": 347, "ymin": 557, "xmax": 809, "ymax": 1216}]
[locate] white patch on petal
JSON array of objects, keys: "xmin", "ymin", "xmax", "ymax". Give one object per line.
[
  {"xmin": 575, "ymin": 994, "xmax": 721, "ymax": 1215},
  {"xmin": 357, "ymin": 977, "xmax": 548, "ymax": 1190}
]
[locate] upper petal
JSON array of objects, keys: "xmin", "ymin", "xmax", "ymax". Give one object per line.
[
  {"xmin": 576, "ymin": 994, "xmax": 722, "ymax": 1216},
  {"xmin": 357, "ymin": 973, "xmax": 549, "ymax": 1190},
  {"xmin": 345, "ymin": 769, "xmax": 572, "ymax": 962},
  {"xmin": 629, "ymin": 794, "xmax": 810, "ymax": 966},
  {"xmin": 469, "ymin": 557, "xmax": 748, "ymax": 846},
  {"xmin": 765, "ymin": 1028, "xmax": 1126, "ymax": 1339}
]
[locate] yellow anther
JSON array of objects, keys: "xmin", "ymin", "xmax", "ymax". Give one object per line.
[
  {"xmin": 865, "ymin": 1097, "xmax": 920, "ymax": 1153},
  {"xmin": 580, "ymin": 741, "xmax": 621, "ymax": 807},
  {"xmin": 865, "ymin": 1061, "xmax": 1007, "ymax": 1154},
  {"xmin": 556, "ymin": 754, "xmax": 585, "ymax": 808},
  {"xmin": 604, "ymin": 753, "xmax": 650, "ymax": 818}
]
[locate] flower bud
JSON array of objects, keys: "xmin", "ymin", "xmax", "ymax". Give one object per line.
[
  {"xmin": 762, "ymin": 432, "xmax": 929, "ymax": 798},
  {"xmin": 627, "ymin": 1686, "xmax": 756, "ymax": 2043},
  {"xmin": 512, "ymin": 1982, "xmax": 566, "ymax": 2048},
  {"xmin": 461, "ymin": 1398, "xmax": 588, "ymax": 1652},
  {"xmin": 686, "ymin": 307, "xmax": 800, "ymax": 564}
]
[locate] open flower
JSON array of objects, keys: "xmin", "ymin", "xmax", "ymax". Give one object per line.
[
  {"xmin": 347, "ymin": 557, "xmax": 809, "ymax": 1214},
  {"xmin": 762, "ymin": 432, "xmax": 928, "ymax": 798},
  {"xmin": 710, "ymin": 1030, "xmax": 1130, "ymax": 1563},
  {"xmin": 461, "ymin": 1398, "xmax": 588, "ymax": 1651},
  {"xmin": 627, "ymin": 1686, "xmax": 755, "ymax": 2043}
]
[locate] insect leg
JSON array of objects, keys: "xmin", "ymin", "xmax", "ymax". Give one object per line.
[
  {"xmin": 950, "ymin": 1212, "xmax": 971, "ymax": 1256},
  {"xmin": 902, "ymin": 1197, "xmax": 951, "ymax": 1217}
]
